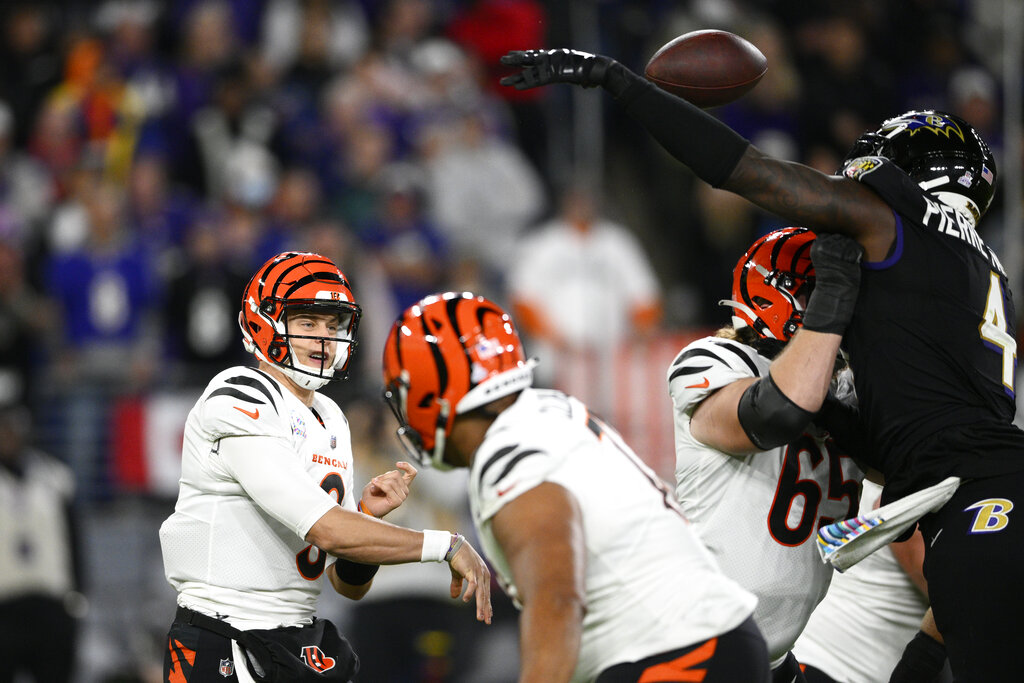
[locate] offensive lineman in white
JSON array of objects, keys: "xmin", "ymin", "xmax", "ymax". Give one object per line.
[
  {"xmin": 383, "ymin": 291, "xmax": 769, "ymax": 683},
  {"xmin": 668, "ymin": 229, "xmax": 869, "ymax": 683},
  {"xmin": 160, "ymin": 252, "xmax": 491, "ymax": 682}
]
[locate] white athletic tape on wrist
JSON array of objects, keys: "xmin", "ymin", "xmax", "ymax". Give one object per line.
[{"xmin": 421, "ymin": 529, "xmax": 451, "ymax": 563}]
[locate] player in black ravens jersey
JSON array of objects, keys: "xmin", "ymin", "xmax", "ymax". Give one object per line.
[{"xmin": 499, "ymin": 50, "xmax": 1023, "ymax": 680}]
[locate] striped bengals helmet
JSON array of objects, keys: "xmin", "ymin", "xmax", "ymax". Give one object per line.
[
  {"xmin": 382, "ymin": 292, "xmax": 535, "ymax": 469},
  {"xmin": 720, "ymin": 227, "xmax": 816, "ymax": 341},
  {"xmin": 239, "ymin": 252, "xmax": 361, "ymax": 390}
]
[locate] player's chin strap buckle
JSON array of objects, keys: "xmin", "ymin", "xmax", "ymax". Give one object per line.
[{"xmin": 816, "ymin": 476, "xmax": 960, "ymax": 571}]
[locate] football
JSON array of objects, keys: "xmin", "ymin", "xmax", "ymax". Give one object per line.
[{"xmin": 644, "ymin": 29, "xmax": 767, "ymax": 108}]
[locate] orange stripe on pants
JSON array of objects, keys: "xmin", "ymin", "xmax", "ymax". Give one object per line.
[
  {"xmin": 167, "ymin": 637, "xmax": 196, "ymax": 683},
  {"xmin": 637, "ymin": 637, "xmax": 717, "ymax": 683}
]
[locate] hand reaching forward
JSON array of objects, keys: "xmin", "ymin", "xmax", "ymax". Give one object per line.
[
  {"xmin": 359, "ymin": 461, "xmax": 417, "ymax": 518},
  {"xmin": 500, "ymin": 49, "xmax": 617, "ymax": 90},
  {"xmin": 447, "ymin": 539, "xmax": 493, "ymax": 624}
]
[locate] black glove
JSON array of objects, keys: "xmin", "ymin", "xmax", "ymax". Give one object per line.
[
  {"xmin": 888, "ymin": 631, "xmax": 947, "ymax": 683},
  {"xmin": 500, "ymin": 49, "xmax": 635, "ymax": 96},
  {"xmin": 802, "ymin": 233, "xmax": 863, "ymax": 334}
]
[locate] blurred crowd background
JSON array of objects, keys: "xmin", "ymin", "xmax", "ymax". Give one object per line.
[{"xmin": 0, "ymin": 1, "xmax": 1020, "ymax": 681}]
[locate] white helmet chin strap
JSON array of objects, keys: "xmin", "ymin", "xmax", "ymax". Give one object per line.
[{"xmin": 281, "ymin": 339, "xmax": 351, "ymax": 391}]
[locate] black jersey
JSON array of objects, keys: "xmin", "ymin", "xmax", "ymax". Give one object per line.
[{"xmin": 841, "ymin": 156, "xmax": 1024, "ymax": 501}]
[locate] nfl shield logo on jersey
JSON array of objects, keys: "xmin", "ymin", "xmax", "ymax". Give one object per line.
[
  {"xmin": 330, "ymin": 434, "xmax": 337, "ymax": 449},
  {"xmin": 218, "ymin": 658, "xmax": 234, "ymax": 677}
]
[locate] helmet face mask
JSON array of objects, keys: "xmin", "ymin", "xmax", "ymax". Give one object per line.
[
  {"xmin": 844, "ymin": 110, "xmax": 997, "ymax": 222},
  {"xmin": 720, "ymin": 227, "xmax": 816, "ymax": 341},
  {"xmin": 383, "ymin": 370, "xmax": 453, "ymax": 470},
  {"xmin": 239, "ymin": 252, "xmax": 362, "ymax": 390},
  {"xmin": 382, "ymin": 292, "xmax": 535, "ymax": 469}
]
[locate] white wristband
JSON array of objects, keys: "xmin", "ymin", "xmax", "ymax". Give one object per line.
[{"xmin": 421, "ymin": 529, "xmax": 451, "ymax": 563}]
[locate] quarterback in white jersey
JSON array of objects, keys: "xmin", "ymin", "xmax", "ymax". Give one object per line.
[
  {"xmin": 668, "ymin": 229, "xmax": 868, "ymax": 680},
  {"xmin": 160, "ymin": 252, "xmax": 492, "ymax": 683},
  {"xmin": 161, "ymin": 364, "xmax": 359, "ymax": 626},
  {"xmin": 792, "ymin": 480, "xmax": 933, "ymax": 683},
  {"xmin": 383, "ymin": 292, "xmax": 770, "ymax": 683}
]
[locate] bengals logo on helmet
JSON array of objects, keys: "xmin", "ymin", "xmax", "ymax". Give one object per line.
[
  {"xmin": 382, "ymin": 292, "xmax": 535, "ymax": 470},
  {"xmin": 720, "ymin": 227, "xmax": 816, "ymax": 341}
]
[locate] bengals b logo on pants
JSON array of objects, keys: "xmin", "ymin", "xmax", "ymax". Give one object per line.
[{"xmin": 301, "ymin": 646, "xmax": 336, "ymax": 672}]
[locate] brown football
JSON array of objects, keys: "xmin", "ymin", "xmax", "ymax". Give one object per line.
[{"xmin": 644, "ymin": 29, "xmax": 767, "ymax": 108}]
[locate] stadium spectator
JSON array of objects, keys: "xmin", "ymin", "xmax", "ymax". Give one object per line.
[
  {"xmin": 382, "ymin": 291, "xmax": 769, "ymax": 682},
  {"xmin": 358, "ymin": 161, "xmax": 450, "ymax": 312},
  {"xmin": 418, "ymin": 107, "xmax": 545, "ymax": 291},
  {"xmin": 261, "ymin": 0, "xmax": 368, "ymax": 79},
  {"xmin": 126, "ymin": 152, "xmax": 198, "ymax": 257},
  {"xmin": 0, "ymin": 3, "xmax": 62, "ymax": 149},
  {"xmin": 0, "ymin": 242, "xmax": 54, "ymax": 407},
  {"xmin": 44, "ymin": 180, "xmax": 159, "ymax": 387},
  {"xmin": 445, "ymin": 0, "xmax": 548, "ymax": 176},
  {"xmin": 0, "ymin": 101, "xmax": 54, "ymax": 249},
  {"xmin": 159, "ymin": 251, "xmax": 491, "ymax": 681},
  {"xmin": 174, "ymin": 58, "xmax": 286, "ymax": 201},
  {"xmin": 507, "ymin": 183, "xmax": 661, "ymax": 414},
  {"xmin": 162, "ymin": 222, "xmax": 251, "ymax": 387},
  {"xmin": 0, "ymin": 401, "xmax": 85, "ymax": 683},
  {"xmin": 500, "ymin": 45, "xmax": 1022, "ymax": 680}
]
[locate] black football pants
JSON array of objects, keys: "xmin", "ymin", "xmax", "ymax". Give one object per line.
[{"xmin": 919, "ymin": 469, "xmax": 1024, "ymax": 681}]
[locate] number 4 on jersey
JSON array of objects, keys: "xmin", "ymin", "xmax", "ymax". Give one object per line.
[{"xmin": 979, "ymin": 271, "xmax": 1017, "ymax": 393}]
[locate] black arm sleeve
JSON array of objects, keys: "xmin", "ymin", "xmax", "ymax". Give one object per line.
[
  {"xmin": 334, "ymin": 558, "xmax": 379, "ymax": 586},
  {"xmin": 737, "ymin": 373, "xmax": 814, "ymax": 450},
  {"xmin": 609, "ymin": 70, "xmax": 751, "ymax": 188}
]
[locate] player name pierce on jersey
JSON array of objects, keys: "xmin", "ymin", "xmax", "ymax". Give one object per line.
[{"xmin": 921, "ymin": 195, "xmax": 1006, "ymax": 275}]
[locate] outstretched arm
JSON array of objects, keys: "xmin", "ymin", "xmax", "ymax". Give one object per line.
[{"xmin": 500, "ymin": 50, "xmax": 895, "ymax": 261}]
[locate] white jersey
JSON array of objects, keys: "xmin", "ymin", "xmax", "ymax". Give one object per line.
[
  {"xmin": 160, "ymin": 366, "xmax": 355, "ymax": 629},
  {"xmin": 668, "ymin": 336, "xmax": 863, "ymax": 663},
  {"xmin": 792, "ymin": 480, "xmax": 929, "ymax": 683},
  {"xmin": 0, "ymin": 450, "xmax": 76, "ymax": 601},
  {"xmin": 469, "ymin": 388, "xmax": 757, "ymax": 683}
]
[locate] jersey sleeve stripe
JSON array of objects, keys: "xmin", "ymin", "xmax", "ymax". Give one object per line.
[
  {"xmin": 477, "ymin": 444, "xmax": 518, "ymax": 489},
  {"xmin": 710, "ymin": 339, "xmax": 762, "ymax": 377},
  {"xmin": 488, "ymin": 448, "xmax": 544, "ymax": 488},
  {"xmin": 225, "ymin": 375, "xmax": 279, "ymax": 412},
  {"xmin": 671, "ymin": 347, "xmax": 727, "ymax": 368},
  {"xmin": 207, "ymin": 387, "xmax": 267, "ymax": 405},
  {"xmin": 251, "ymin": 368, "xmax": 284, "ymax": 397},
  {"xmin": 668, "ymin": 364, "xmax": 713, "ymax": 383}
]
